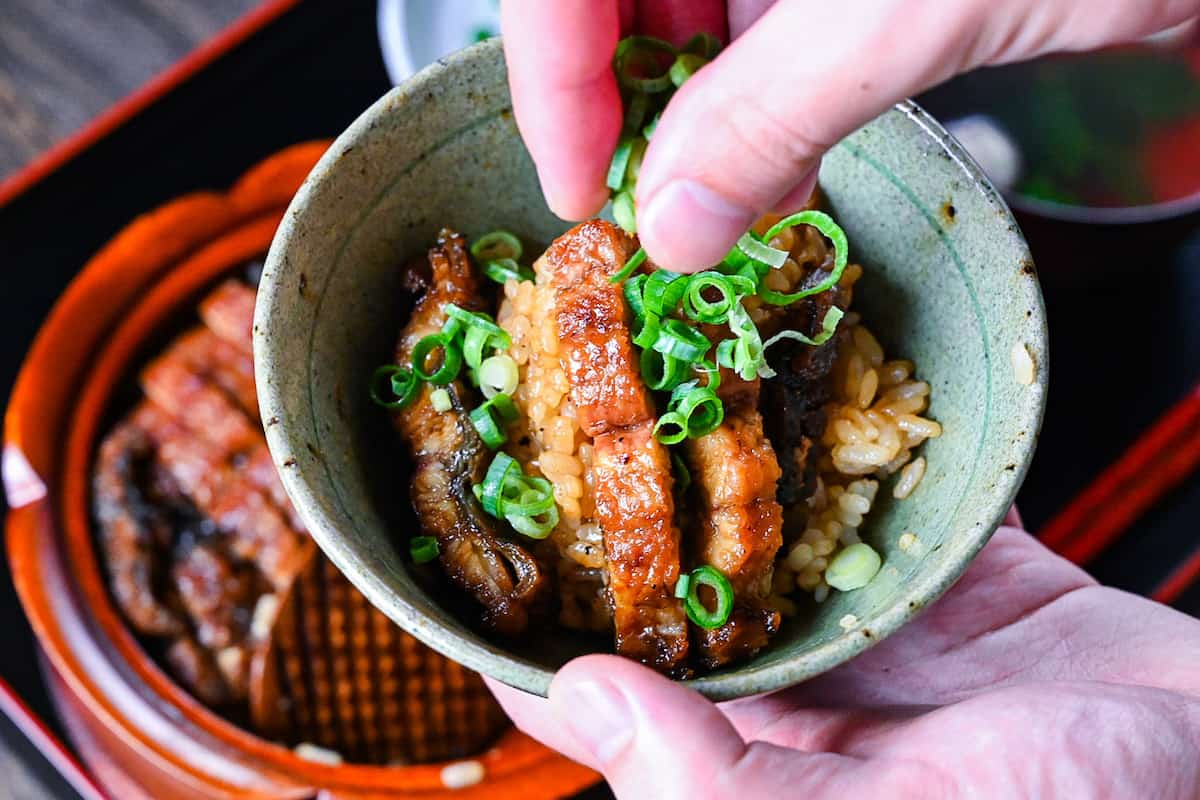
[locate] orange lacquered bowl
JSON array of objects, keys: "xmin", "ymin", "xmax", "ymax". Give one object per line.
[{"xmin": 2, "ymin": 143, "xmax": 597, "ymax": 799}]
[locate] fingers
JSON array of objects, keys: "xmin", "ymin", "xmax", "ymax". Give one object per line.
[
  {"xmin": 633, "ymin": 0, "xmax": 992, "ymax": 270},
  {"xmin": 500, "ymin": 0, "xmax": 623, "ymax": 219},
  {"xmin": 484, "ymin": 676, "xmax": 600, "ymax": 768},
  {"xmin": 545, "ymin": 655, "xmax": 887, "ymax": 799},
  {"xmin": 769, "ymin": 526, "xmax": 1100, "ymax": 708},
  {"xmin": 634, "ymin": 0, "xmax": 1200, "ymax": 271}
]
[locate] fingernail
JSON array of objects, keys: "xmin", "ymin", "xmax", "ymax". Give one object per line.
[
  {"xmin": 552, "ymin": 679, "xmax": 634, "ymax": 763},
  {"xmin": 639, "ymin": 179, "xmax": 755, "ymax": 270}
]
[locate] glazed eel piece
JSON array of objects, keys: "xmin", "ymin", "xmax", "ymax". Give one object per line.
[
  {"xmin": 392, "ymin": 229, "xmax": 546, "ymax": 637},
  {"xmin": 547, "ymin": 220, "xmax": 690, "ymax": 674},
  {"xmin": 683, "ymin": 374, "xmax": 784, "ymax": 669}
]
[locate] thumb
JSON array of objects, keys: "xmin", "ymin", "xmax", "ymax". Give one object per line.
[
  {"xmin": 548, "ymin": 655, "xmax": 875, "ymax": 799},
  {"xmin": 634, "ymin": 0, "xmax": 1200, "ymax": 271}
]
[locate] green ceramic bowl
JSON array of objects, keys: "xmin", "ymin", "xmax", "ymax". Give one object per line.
[{"xmin": 255, "ymin": 38, "xmax": 1047, "ymax": 700}]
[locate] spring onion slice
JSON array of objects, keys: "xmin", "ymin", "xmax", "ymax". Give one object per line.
[
  {"xmin": 411, "ymin": 333, "xmax": 463, "ymax": 384},
  {"xmin": 613, "ymin": 35, "xmax": 676, "ymax": 93},
  {"xmin": 681, "ymin": 32, "xmax": 722, "ymax": 59},
  {"xmin": 652, "ymin": 318, "xmax": 711, "ymax": 362},
  {"xmin": 736, "ymin": 231, "xmax": 788, "ymax": 269},
  {"xmin": 623, "ymin": 90, "xmax": 650, "ymax": 135},
  {"xmin": 763, "ymin": 307, "xmax": 845, "ymax": 350},
  {"xmin": 612, "ymin": 190, "xmax": 637, "ymax": 233},
  {"xmin": 672, "ymin": 453, "xmax": 691, "ymax": 494},
  {"xmin": 825, "ymin": 542, "xmax": 882, "ymax": 591},
  {"xmin": 673, "ymin": 572, "xmax": 692, "ymax": 599},
  {"xmin": 669, "ymin": 382, "xmax": 724, "ymax": 438},
  {"xmin": 715, "ymin": 338, "xmax": 737, "ymax": 371},
  {"xmin": 685, "ymin": 565, "xmax": 734, "ymax": 629},
  {"xmin": 369, "ymin": 364, "xmax": 420, "ymax": 410},
  {"xmin": 643, "ymin": 269, "xmax": 688, "ymax": 316},
  {"xmin": 683, "ymin": 271, "xmax": 744, "ymax": 323},
  {"xmin": 429, "ymin": 387, "xmax": 452, "ymax": 412},
  {"xmin": 643, "ymin": 112, "xmax": 660, "ymax": 141},
  {"xmin": 758, "ymin": 211, "xmax": 850, "ymax": 305},
  {"xmin": 444, "ymin": 304, "xmax": 509, "ymax": 340},
  {"xmin": 607, "ymin": 136, "xmax": 636, "ymax": 191},
  {"xmin": 626, "ymin": 137, "xmax": 648, "ymax": 186},
  {"xmin": 478, "ymin": 354, "xmax": 519, "ymax": 398},
  {"xmin": 469, "ymin": 403, "xmax": 506, "ymax": 449},
  {"xmin": 669, "ymin": 53, "xmax": 706, "ymax": 87},
  {"xmin": 609, "ymin": 245, "xmax": 647, "ymax": 285},
  {"xmin": 470, "ymin": 230, "xmax": 523, "ymax": 262},
  {"xmin": 487, "ymin": 392, "xmax": 519, "ymax": 423},
  {"xmin": 653, "ymin": 410, "xmax": 688, "ymax": 445},
  {"xmin": 624, "ymin": 273, "xmax": 648, "ymax": 323},
  {"xmin": 641, "ymin": 348, "xmax": 689, "ymax": 392},
  {"xmin": 477, "ymin": 452, "xmax": 520, "ymax": 516},
  {"xmin": 633, "ymin": 312, "xmax": 661, "ymax": 350},
  {"xmin": 410, "ymin": 536, "xmax": 439, "ymax": 564},
  {"xmin": 507, "ymin": 503, "xmax": 559, "ymax": 539},
  {"xmin": 499, "ymin": 477, "xmax": 556, "ymax": 517},
  {"xmin": 694, "ymin": 358, "xmax": 721, "ymax": 392},
  {"xmin": 482, "ymin": 258, "xmax": 535, "ymax": 284}
]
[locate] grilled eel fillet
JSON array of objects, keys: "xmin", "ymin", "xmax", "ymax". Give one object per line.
[
  {"xmin": 545, "ymin": 220, "xmax": 690, "ymax": 674},
  {"xmin": 392, "ymin": 229, "xmax": 546, "ymax": 637},
  {"xmin": 684, "ymin": 376, "xmax": 784, "ymax": 669}
]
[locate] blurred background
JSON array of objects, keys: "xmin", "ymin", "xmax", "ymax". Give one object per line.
[{"xmin": 0, "ymin": 2, "xmax": 1198, "ymax": 798}]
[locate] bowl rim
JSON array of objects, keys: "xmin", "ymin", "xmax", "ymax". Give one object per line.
[
  {"xmin": 3, "ymin": 143, "xmax": 594, "ymax": 796},
  {"xmin": 256, "ymin": 37, "xmax": 1049, "ymax": 700}
]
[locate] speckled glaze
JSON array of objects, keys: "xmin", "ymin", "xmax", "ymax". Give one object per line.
[{"xmin": 256, "ymin": 38, "xmax": 1048, "ymax": 700}]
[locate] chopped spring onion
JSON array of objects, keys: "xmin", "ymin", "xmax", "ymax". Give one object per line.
[
  {"xmin": 694, "ymin": 358, "xmax": 721, "ymax": 392},
  {"xmin": 667, "ymin": 381, "xmax": 724, "ymax": 439},
  {"xmin": 444, "ymin": 305, "xmax": 511, "ymax": 369},
  {"xmin": 643, "ymin": 112, "xmax": 660, "ymax": 141},
  {"xmin": 623, "ymin": 90, "xmax": 651, "ymax": 135},
  {"xmin": 476, "ymin": 452, "xmax": 521, "ymax": 516},
  {"xmin": 613, "ymin": 35, "xmax": 677, "ymax": 93},
  {"xmin": 607, "ymin": 136, "xmax": 636, "ymax": 191},
  {"xmin": 612, "ymin": 190, "xmax": 637, "ymax": 233},
  {"xmin": 681, "ymin": 32, "xmax": 722, "ymax": 59},
  {"xmin": 609, "ymin": 245, "xmax": 648, "ymax": 285},
  {"xmin": 651, "ymin": 318, "xmax": 711, "ymax": 362},
  {"xmin": 641, "ymin": 348, "xmax": 690, "ymax": 392},
  {"xmin": 410, "ymin": 536, "xmax": 439, "ymax": 564},
  {"xmin": 429, "ymin": 387, "xmax": 452, "ymax": 412},
  {"xmin": 469, "ymin": 392, "xmax": 518, "ymax": 449},
  {"xmin": 643, "ymin": 269, "xmax": 689, "ymax": 316},
  {"xmin": 685, "ymin": 565, "xmax": 734, "ymax": 629},
  {"xmin": 669, "ymin": 53, "xmax": 706, "ymax": 87},
  {"xmin": 470, "ymin": 230, "xmax": 523, "ymax": 262},
  {"xmin": 369, "ymin": 364, "xmax": 421, "ymax": 410},
  {"xmin": 682, "ymin": 271, "xmax": 749, "ymax": 324},
  {"xmin": 507, "ymin": 505, "xmax": 559, "ymax": 539},
  {"xmin": 624, "ymin": 273, "xmax": 648, "ymax": 324},
  {"xmin": 652, "ymin": 411, "xmax": 688, "ymax": 445},
  {"xmin": 478, "ymin": 354, "xmax": 519, "ymax": 398},
  {"xmin": 825, "ymin": 542, "xmax": 882, "ymax": 591},
  {"xmin": 763, "ymin": 306, "xmax": 845, "ymax": 350},
  {"xmin": 482, "ymin": 258, "xmax": 535, "ymax": 284},
  {"xmin": 411, "ymin": 333, "xmax": 463, "ymax": 384},
  {"xmin": 632, "ymin": 311, "xmax": 661, "ymax": 350},
  {"xmin": 673, "ymin": 572, "xmax": 691, "ymax": 599},
  {"xmin": 473, "ymin": 452, "xmax": 560, "ymax": 539},
  {"xmin": 626, "ymin": 137, "xmax": 648, "ymax": 184},
  {"xmin": 758, "ymin": 211, "xmax": 849, "ymax": 305},
  {"xmin": 736, "ymin": 231, "xmax": 788, "ymax": 269}
]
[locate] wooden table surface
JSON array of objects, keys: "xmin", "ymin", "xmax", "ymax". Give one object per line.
[
  {"xmin": 0, "ymin": 0, "xmax": 257, "ymax": 181},
  {"xmin": 0, "ymin": 2, "xmax": 258, "ymax": 794}
]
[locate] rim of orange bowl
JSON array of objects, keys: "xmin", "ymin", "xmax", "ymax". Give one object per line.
[{"xmin": 3, "ymin": 147, "xmax": 594, "ymax": 796}]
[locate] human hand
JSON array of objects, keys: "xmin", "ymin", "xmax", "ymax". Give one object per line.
[
  {"xmin": 501, "ymin": 0, "xmax": 1200, "ymax": 271},
  {"xmin": 487, "ymin": 523, "xmax": 1200, "ymax": 798}
]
